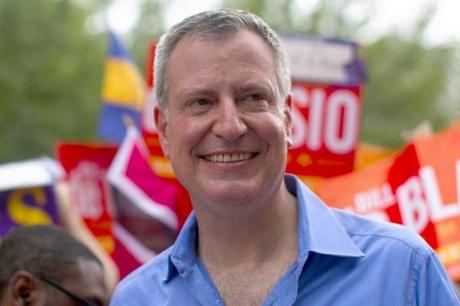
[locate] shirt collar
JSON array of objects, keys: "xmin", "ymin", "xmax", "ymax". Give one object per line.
[
  {"xmin": 285, "ymin": 174, "xmax": 364, "ymax": 259},
  {"xmin": 164, "ymin": 212, "xmax": 199, "ymax": 282},
  {"xmin": 165, "ymin": 174, "xmax": 364, "ymax": 282}
]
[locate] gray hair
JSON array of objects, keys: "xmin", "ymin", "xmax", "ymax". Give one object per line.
[{"xmin": 154, "ymin": 8, "xmax": 291, "ymax": 109}]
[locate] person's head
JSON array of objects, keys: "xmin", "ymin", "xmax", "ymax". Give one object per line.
[
  {"xmin": 0, "ymin": 225, "xmax": 109, "ymax": 306},
  {"xmin": 154, "ymin": 9, "xmax": 293, "ymax": 215}
]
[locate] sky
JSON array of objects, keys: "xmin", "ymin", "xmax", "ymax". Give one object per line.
[{"xmin": 106, "ymin": 0, "xmax": 460, "ymax": 46}]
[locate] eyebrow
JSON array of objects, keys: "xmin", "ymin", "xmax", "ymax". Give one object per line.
[
  {"xmin": 236, "ymin": 81, "xmax": 273, "ymax": 93},
  {"xmin": 180, "ymin": 80, "xmax": 275, "ymax": 97},
  {"xmin": 179, "ymin": 87, "xmax": 215, "ymax": 99}
]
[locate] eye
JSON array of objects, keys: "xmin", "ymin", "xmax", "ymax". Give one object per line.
[
  {"xmin": 183, "ymin": 98, "xmax": 214, "ymax": 115},
  {"xmin": 239, "ymin": 93, "xmax": 269, "ymax": 111},
  {"xmin": 189, "ymin": 98, "xmax": 211, "ymax": 107},
  {"xmin": 244, "ymin": 94, "xmax": 265, "ymax": 103}
]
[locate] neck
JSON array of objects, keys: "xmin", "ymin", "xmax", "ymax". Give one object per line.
[{"xmin": 195, "ymin": 183, "xmax": 298, "ymax": 267}]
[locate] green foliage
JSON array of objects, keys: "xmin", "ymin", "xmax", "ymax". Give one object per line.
[
  {"xmin": 0, "ymin": 0, "xmax": 105, "ymax": 162},
  {"xmin": 129, "ymin": 0, "xmax": 167, "ymax": 70},
  {"xmin": 361, "ymin": 35, "xmax": 454, "ymax": 147},
  {"xmin": 223, "ymin": 0, "xmax": 372, "ymax": 39}
]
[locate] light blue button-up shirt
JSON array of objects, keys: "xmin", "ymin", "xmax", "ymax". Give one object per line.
[{"xmin": 111, "ymin": 175, "xmax": 460, "ymax": 305}]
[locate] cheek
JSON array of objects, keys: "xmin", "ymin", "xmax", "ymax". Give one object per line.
[
  {"xmin": 254, "ymin": 113, "xmax": 289, "ymax": 143},
  {"xmin": 167, "ymin": 118, "xmax": 207, "ymax": 154}
]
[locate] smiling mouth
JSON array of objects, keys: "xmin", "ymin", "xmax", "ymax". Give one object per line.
[{"xmin": 201, "ymin": 153, "xmax": 257, "ymax": 163}]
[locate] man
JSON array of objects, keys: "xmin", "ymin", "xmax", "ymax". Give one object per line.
[
  {"xmin": 111, "ymin": 9, "xmax": 460, "ymax": 305},
  {"xmin": 0, "ymin": 225, "xmax": 110, "ymax": 306}
]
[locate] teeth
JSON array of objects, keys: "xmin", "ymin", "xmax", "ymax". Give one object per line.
[{"xmin": 206, "ymin": 153, "xmax": 252, "ymax": 163}]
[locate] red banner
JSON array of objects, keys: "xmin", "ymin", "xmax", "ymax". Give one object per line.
[
  {"xmin": 142, "ymin": 42, "xmax": 160, "ymax": 148},
  {"xmin": 287, "ymin": 83, "xmax": 361, "ymax": 177},
  {"xmin": 56, "ymin": 143, "xmax": 117, "ymax": 254}
]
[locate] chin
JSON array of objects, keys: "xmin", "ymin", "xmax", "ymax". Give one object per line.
[{"xmin": 201, "ymin": 181, "xmax": 263, "ymax": 206}]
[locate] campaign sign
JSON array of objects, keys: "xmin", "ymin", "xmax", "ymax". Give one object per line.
[
  {"xmin": 0, "ymin": 157, "xmax": 62, "ymax": 236},
  {"xmin": 315, "ymin": 127, "xmax": 460, "ymax": 280},
  {"xmin": 287, "ymin": 83, "xmax": 361, "ymax": 177},
  {"xmin": 281, "ymin": 34, "xmax": 365, "ymax": 178},
  {"xmin": 280, "ymin": 35, "xmax": 365, "ymax": 85},
  {"xmin": 0, "ymin": 186, "xmax": 58, "ymax": 236}
]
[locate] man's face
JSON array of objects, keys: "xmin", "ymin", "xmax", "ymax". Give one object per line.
[{"xmin": 156, "ymin": 30, "xmax": 292, "ymax": 217}]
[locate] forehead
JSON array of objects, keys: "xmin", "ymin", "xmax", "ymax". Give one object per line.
[
  {"xmin": 172, "ymin": 29, "xmax": 275, "ymax": 69},
  {"xmin": 166, "ymin": 30, "xmax": 278, "ymax": 96}
]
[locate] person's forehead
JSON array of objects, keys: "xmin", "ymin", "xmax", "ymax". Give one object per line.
[
  {"xmin": 168, "ymin": 30, "xmax": 276, "ymax": 80},
  {"xmin": 175, "ymin": 29, "xmax": 270, "ymax": 54}
]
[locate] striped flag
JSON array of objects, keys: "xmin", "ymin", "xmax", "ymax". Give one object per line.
[
  {"xmin": 107, "ymin": 126, "xmax": 178, "ymax": 275},
  {"xmin": 97, "ymin": 31, "xmax": 145, "ymax": 144}
]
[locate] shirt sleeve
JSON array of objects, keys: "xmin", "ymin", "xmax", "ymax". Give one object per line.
[{"xmin": 414, "ymin": 252, "xmax": 460, "ymax": 306}]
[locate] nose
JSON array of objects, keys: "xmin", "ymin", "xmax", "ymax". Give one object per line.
[{"xmin": 211, "ymin": 97, "xmax": 247, "ymax": 141}]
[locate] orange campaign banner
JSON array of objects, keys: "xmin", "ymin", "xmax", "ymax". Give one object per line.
[
  {"xmin": 354, "ymin": 143, "xmax": 395, "ymax": 170},
  {"xmin": 315, "ymin": 126, "xmax": 460, "ymax": 280}
]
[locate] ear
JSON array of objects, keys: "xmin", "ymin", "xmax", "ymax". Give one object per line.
[
  {"xmin": 9, "ymin": 271, "xmax": 44, "ymax": 305},
  {"xmin": 154, "ymin": 105, "xmax": 171, "ymax": 158},
  {"xmin": 283, "ymin": 94, "xmax": 293, "ymax": 147}
]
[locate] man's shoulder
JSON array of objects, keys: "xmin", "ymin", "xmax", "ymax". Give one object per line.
[
  {"xmin": 326, "ymin": 209, "xmax": 460, "ymax": 306},
  {"xmin": 111, "ymin": 246, "xmax": 172, "ymax": 304},
  {"xmin": 332, "ymin": 208, "xmax": 434, "ymax": 259}
]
